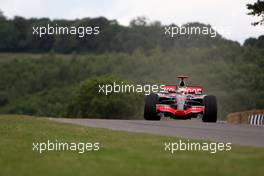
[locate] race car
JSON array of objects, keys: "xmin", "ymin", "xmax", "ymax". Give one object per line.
[{"xmin": 144, "ymin": 76, "xmax": 217, "ymax": 122}]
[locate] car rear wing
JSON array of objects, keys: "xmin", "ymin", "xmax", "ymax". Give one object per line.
[{"xmin": 162, "ymin": 85, "xmax": 203, "ymax": 94}]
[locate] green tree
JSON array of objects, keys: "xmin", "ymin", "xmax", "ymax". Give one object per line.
[
  {"xmin": 247, "ymin": 0, "xmax": 264, "ymax": 26},
  {"xmin": 0, "ymin": 9, "xmax": 5, "ymax": 20},
  {"xmin": 244, "ymin": 35, "xmax": 264, "ymax": 48},
  {"xmin": 65, "ymin": 75, "xmax": 143, "ymax": 119}
]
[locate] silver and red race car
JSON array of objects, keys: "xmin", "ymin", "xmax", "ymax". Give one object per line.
[{"xmin": 144, "ymin": 76, "xmax": 217, "ymax": 122}]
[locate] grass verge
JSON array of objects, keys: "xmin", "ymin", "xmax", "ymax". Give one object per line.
[{"xmin": 0, "ymin": 115, "xmax": 263, "ymax": 176}]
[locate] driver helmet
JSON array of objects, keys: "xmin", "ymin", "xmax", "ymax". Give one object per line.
[{"xmin": 176, "ymin": 87, "xmax": 187, "ymax": 94}]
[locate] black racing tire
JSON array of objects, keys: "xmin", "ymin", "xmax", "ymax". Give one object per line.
[
  {"xmin": 202, "ymin": 95, "xmax": 217, "ymax": 123},
  {"xmin": 144, "ymin": 93, "xmax": 161, "ymax": 121}
]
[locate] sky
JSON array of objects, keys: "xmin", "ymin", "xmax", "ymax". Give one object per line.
[{"xmin": 0, "ymin": 0, "xmax": 263, "ymax": 44}]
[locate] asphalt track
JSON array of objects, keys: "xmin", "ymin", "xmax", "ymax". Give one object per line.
[{"xmin": 52, "ymin": 118, "xmax": 264, "ymax": 147}]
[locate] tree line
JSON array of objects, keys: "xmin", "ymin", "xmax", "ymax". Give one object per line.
[
  {"xmin": 0, "ymin": 12, "xmax": 244, "ymax": 53},
  {"xmin": 0, "ymin": 44, "xmax": 263, "ymax": 119}
]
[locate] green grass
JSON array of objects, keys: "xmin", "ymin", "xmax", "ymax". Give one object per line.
[{"xmin": 0, "ymin": 115, "xmax": 263, "ymax": 176}]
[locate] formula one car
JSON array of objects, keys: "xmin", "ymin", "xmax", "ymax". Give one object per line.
[{"xmin": 144, "ymin": 76, "xmax": 217, "ymax": 122}]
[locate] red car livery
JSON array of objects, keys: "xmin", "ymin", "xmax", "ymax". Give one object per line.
[{"xmin": 144, "ymin": 76, "xmax": 217, "ymax": 122}]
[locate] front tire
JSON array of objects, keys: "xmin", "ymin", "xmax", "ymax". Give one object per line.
[
  {"xmin": 144, "ymin": 93, "xmax": 161, "ymax": 121},
  {"xmin": 202, "ymin": 95, "xmax": 217, "ymax": 123}
]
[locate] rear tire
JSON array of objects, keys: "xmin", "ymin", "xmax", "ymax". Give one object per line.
[
  {"xmin": 144, "ymin": 93, "xmax": 161, "ymax": 121},
  {"xmin": 202, "ymin": 95, "xmax": 217, "ymax": 123}
]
